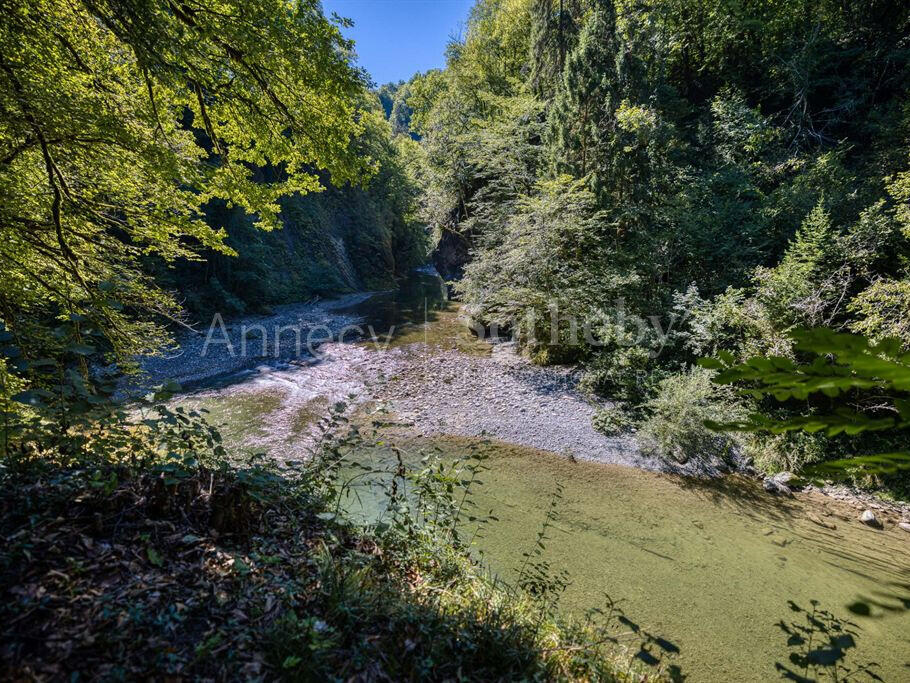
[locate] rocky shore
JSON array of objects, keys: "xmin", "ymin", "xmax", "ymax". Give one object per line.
[
  {"xmin": 123, "ymin": 293, "xmax": 376, "ymax": 393},
  {"xmin": 145, "ymin": 288, "xmax": 910, "ymax": 523}
]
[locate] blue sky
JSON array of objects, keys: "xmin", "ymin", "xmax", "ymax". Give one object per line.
[{"xmin": 323, "ymin": 0, "xmax": 475, "ymax": 86}]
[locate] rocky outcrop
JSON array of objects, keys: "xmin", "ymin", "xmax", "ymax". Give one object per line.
[{"xmin": 432, "ymin": 228, "xmax": 471, "ymax": 283}]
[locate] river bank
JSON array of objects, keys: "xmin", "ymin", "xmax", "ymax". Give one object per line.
[
  {"xmin": 157, "ymin": 289, "xmax": 728, "ymax": 475},
  {"xmin": 124, "ymin": 292, "xmax": 377, "ymax": 392},
  {"xmin": 158, "ymin": 274, "xmax": 910, "ymax": 681},
  {"xmin": 152, "ymin": 274, "xmax": 910, "ymax": 520}
]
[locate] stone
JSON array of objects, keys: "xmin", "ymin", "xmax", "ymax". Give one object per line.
[
  {"xmin": 860, "ymin": 509, "xmax": 881, "ymax": 528},
  {"xmin": 772, "ymin": 471, "xmax": 795, "ymax": 485},
  {"xmin": 763, "ymin": 477, "xmax": 791, "ymax": 496},
  {"xmin": 898, "ymin": 522, "xmax": 910, "ymax": 533},
  {"xmin": 807, "ymin": 512, "xmax": 836, "ymax": 530}
]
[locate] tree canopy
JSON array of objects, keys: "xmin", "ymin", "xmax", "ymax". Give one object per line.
[
  {"xmin": 407, "ymin": 0, "xmax": 910, "ymax": 479},
  {"xmin": 1, "ymin": 0, "xmax": 371, "ymax": 356}
]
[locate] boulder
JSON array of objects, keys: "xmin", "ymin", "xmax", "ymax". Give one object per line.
[
  {"xmin": 763, "ymin": 477, "xmax": 792, "ymax": 496},
  {"xmin": 772, "ymin": 471, "xmax": 795, "ymax": 485},
  {"xmin": 898, "ymin": 522, "xmax": 910, "ymax": 533}
]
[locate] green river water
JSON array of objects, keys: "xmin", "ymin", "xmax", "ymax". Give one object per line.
[
  {"xmin": 180, "ymin": 275, "xmax": 910, "ymax": 681},
  {"xmin": 337, "ymin": 437, "xmax": 910, "ymax": 682}
]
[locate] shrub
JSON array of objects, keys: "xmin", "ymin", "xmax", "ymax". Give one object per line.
[
  {"xmin": 638, "ymin": 367, "xmax": 746, "ymax": 464},
  {"xmin": 0, "ymin": 390, "xmax": 675, "ymax": 680},
  {"xmin": 848, "ymin": 278, "xmax": 910, "ymax": 347},
  {"xmin": 741, "ymin": 431, "xmax": 829, "ymax": 474},
  {"xmin": 592, "ymin": 404, "xmax": 636, "ymax": 436},
  {"xmin": 580, "ymin": 345, "xmax": 661, "ymax": 406}
]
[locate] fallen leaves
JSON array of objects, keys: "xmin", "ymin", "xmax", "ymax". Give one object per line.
[{"xmin": 0, "ymin": 463, "xmax": 320, "ymax": 679}]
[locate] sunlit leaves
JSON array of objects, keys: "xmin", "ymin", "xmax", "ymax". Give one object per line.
[
  {"xmin": 0, "ymin": 0, "xmax": 369, "ymax": 358},
  {"xmin": 701, "ymin": 328, "xmax": 910, "ymax": 476}
]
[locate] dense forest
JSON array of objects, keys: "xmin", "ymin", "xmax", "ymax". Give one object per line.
[{"xmin": 390, "ymin": 0, "xmax": 910, "ymax": 481}]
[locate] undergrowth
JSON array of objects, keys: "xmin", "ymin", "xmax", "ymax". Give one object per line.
[{"xmin": 0, "ymin": 383, "xmax": 679, "ymax": 680}]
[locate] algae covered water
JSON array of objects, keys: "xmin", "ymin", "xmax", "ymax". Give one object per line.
[
  {"xmin": 178, "ymin": 274, "xmax": 910, "ymax": 681},
  {"xmin": 338, "ymin": 437, "xmax": 910, "ymax": 682}
]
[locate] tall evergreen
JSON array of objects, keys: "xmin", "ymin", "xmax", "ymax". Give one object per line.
[{"xmin": 548, "ymin": 0, "xmax": 619, "ymax": 182}]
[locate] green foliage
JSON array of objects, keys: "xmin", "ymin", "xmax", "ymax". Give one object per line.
[
  {"xmin": 848, "ymin": 279, "xmax": 910, "ymax": 346},
  {"xmin": 743, "ymin": 431, "xmax": 829, "ymax": 476},
  {"xmin": 701, "ymin": 328, "xmax": 910, "ymax": 477},
  {"xmin": 579, "ymin": 345, "xmax": 657, "ymax": 406},
  {"xmin": 410, "ymin": 0, "xmax": 910, "ymax": 484},
  {"xmin": 548, "ymin": 0, "xmax": 621, "ymax": 183},
  {"xmin": 637, "ymin": 367, "xmax": 746, "ymax": 464},
  {"xmin": 166, "ymin": 99, "xmax": 428, "ymax": 315},
  {"xmin": 754, "ymin": 202, "xmax": 841, "ymax": 328},
  {"xmin": 376, "ymin": 80, "xmax": 416, "ymax": 137},
  {"xmin": 0, "ymin": 317, "xmax": 224, "ymax": 469},
  {"xmin": 592, "ymin": 404, "xmax": 635, "ymax": 436},
  {"xmin": 529, "ymin": 0, "xmax": 585, "ymax": 98},
  {"xmin": 0, "ymin": 395, "xmax": 674, "ymax": 679},
  {"xmin": 458, "ymin": 175, "xmax": 635, "ymax": 360},
  {"xmin": 0, "ymin": 0, "xmax": 371, "ymax": 358}
]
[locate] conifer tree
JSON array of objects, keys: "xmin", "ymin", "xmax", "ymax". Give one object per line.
[{"xmin": 548, "ymin": 0, "xmax": 619, "ymax": 182}]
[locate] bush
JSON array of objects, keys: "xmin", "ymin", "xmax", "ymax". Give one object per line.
[
  {"xmin": 741, "ymin": 431, "xmax": 829, "ymax": 474},
  {"xmin": 592, "ymin": 404, "xmax": 636, "ymax": 436},
  {"xmin": 638, "ymin": 367, "xmax": 746, "ymax": 464},
  {"xmin": 580, "ymin": 345, "xmax": 661, "ymax": 406}
]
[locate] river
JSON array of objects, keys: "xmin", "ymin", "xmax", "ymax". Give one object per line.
[{"xmin": 174, "ymin": 271, "xmax": 910, "ymax": 682}]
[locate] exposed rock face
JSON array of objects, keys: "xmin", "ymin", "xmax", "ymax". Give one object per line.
[
  {"xmin": 432, "ymin": 229, "xmax": 471, "ymax": 283},
  {"xmin": 773, "ymin": 471, "xmax": 795, "ymax": 484},
  {"xmin": 763, "ymin": 479, "xmax": 790, "ymax": 495}
]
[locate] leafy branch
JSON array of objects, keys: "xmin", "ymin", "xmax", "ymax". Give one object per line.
[{"xmin": 700, "ymin": 328, "xmax": 910, "ymax": 477}]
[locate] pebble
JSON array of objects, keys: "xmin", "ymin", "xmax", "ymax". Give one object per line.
[{"xmin": 807, "ymin": 512, "xmax": 836, "ymax": 530}]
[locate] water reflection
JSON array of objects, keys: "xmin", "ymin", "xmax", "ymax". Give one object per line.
[{"xmin": 336, "ymin": 270, "xmax": 450, "ymax": 339}]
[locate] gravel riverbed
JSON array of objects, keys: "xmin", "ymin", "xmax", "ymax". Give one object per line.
[
  {"xmin": 124, "ymin": 292, "xmax": 377, "ymax": 392},
  {"xmin": 138, "ymin": 289, "xmax": 910, "ymax": 502},
  {"xmin": 151, "ymin": 294, "xmax": 728, "ymax": 475}
]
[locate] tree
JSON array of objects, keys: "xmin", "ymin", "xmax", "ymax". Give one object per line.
[
  {"xmin": 528, "ymin": 0, "xmax": 585, "ymax": 98},
  {"xmin": 701, "ymin": 328, "xmax": 910, "ymax": 477},
  {"xmin": 548, "ymin": 0, "xmax": 619, "ymax": 180},
  {"xmin": 0, "ymin": 0, "xmax": 370, "ymax": 358}
]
